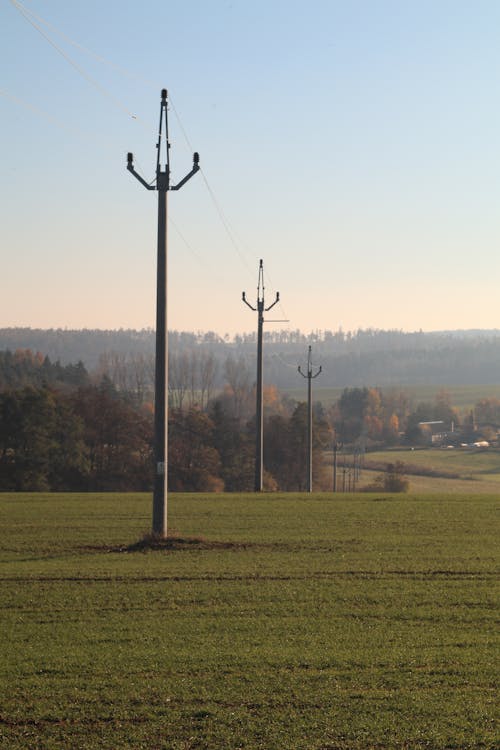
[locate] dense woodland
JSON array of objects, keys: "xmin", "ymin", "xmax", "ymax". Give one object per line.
[
  {"xmin": 2, "ymin": 327, "xmax": 500, "ymax": 388},
  {"xmin": 2, "ymin": 341, "xmax": 500, "ymax": 493}
]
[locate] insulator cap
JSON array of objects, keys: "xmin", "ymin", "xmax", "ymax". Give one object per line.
[
  {"xmin": 193, "ymin": 152, "xmax": 200, "ymax": 164},
  {"xmin": 161, "ymin": 88, "xmax": 167, "ymax": 100},
  {"xmin": 127, "ymin": 152, "xmax": 134, "ymax": 164}
]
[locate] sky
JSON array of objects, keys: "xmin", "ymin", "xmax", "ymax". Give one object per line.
[{"xmin": 1, "ymin": 0, "xmax": 499, "ymax": 337}]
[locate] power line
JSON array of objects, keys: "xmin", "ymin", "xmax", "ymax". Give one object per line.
[
  {"xmin": 0, "ymin": 86, "xmax": 153, "ymax": 184},
  {"xmin": 0, "ymin": 87, "xmax": 110, "ymax": 147},
  {"xmin": 10, "ymin": 0, "xmax": 139, "ymax": 121},
  {"xmin": 168, "ymin": 216, "xmax": 209, "ymax": 269},
  {"xmin": 263, "ymin": 264, "xmax": 290, "ymax": 330},
  {"xmin": 9, "ymin": 0, "xmax": 273, "ymax": 304},
  {"xmin": 199, "ymin": 168, "xmax": 255, "ymax": 278},
  {"xmin": 12, "ymin": 0, "xmax": 156, "ymax": 91}
]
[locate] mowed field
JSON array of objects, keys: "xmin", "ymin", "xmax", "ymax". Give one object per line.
[
  {"xmin": 356, "ymin": 447, "xmax": 500, "ymax": 494},
  {"xmin": 0, "ymin": 492, "xmax": 498, "ymax": 749}
]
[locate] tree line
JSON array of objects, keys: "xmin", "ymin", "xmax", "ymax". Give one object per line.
[
  {"xmin": 0, "ymin": 350, "xmax": 331, "ymax": 492},
  {"xmin": 2, "ymin": 348, "xmax": 500, "ymax": 493},
  {"xmin": 3, "ymin": 327, "xmax": 500, "ymax": 388}
]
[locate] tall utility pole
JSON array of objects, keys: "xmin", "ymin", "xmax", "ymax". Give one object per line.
[
  {"xmin": 298, "ymin": 345, "xmax": 322, "ymax": 492},
  {"xmin": 242, "ymin": 259, "xmax": 279, "ymax": 492},
  {"xmin": 127, "ymin": 89, "xmax": 200, "ymax": 537}
]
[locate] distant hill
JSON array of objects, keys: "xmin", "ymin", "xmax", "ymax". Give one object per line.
[
  {"xmin": 1, "ymin": 327, "xmax": 500, "ymax": 389},
  {"xmin": 0, "ymin": 328, "xmax": 155, "ymax": 370}
]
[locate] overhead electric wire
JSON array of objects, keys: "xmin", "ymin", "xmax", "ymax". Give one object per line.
[
  {"xmin": 166, "ymin": 93, "xmax": 255, "ymax": 280},
  {"xmin": 167, "ymin": 95, "xmax": 253, "ymax": 278},
  {"xmin": 199, "ymin": 170, "xmax": 255, "ymax": 278},
  {"xmin": 263, "ymin": 266, "xmax": 289, "ymax": 324},
  {"xmin": 10, "ymin": 0, "xmax": 139, "ymax": 121},
  {"xmin": 0, "ymin": 87, "xmax": 115, "ymax": 148},
  {"xmin": 168, "ymin": 217, "xmax": 209, "ymax": 269},
  {"xmin": 0, "ymin": 87, "xmax": 152, "ymax": 187},
  {"xmin": 11, "ymin": 0, "xmax": 155, "ymax": 90},
  {"xmin": 272, "ymin": 351, "xmax": 300, "ymax": 370},
  {"xmin": 9, "ymin": 0, "xmax": 278, "ymax": 298}
]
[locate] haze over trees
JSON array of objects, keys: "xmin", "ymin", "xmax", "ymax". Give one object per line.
[
  {"xmin": 0, "ymin": 349, "xmax": 330, "ymax": 492},
  {"xmin": 2, "ymin": 327, "xmax": 500, "ymax": 389},
  {"xmin": 1, "ymin": 329, "xmax": 500, "ymax": 493}
]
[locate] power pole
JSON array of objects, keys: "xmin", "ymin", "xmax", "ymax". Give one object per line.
[
  {"xmin": 242, "ymin": 259, "xmax": 279, "ymax": 492},
  {"xmin": 298, "ymin": 345, "xmax": 322, "ymax": 492},
  {"xmin": 332, "ymin": 434, "xmax": 343, "ymax": 492},
  {"xmin": 127, "ymin": 89, "xmax": 200, "ymax": 538}
]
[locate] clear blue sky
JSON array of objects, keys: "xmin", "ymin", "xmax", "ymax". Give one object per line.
[{"xmin": 1, "ymin": 0, "xmax": 499, "ymax": 336}]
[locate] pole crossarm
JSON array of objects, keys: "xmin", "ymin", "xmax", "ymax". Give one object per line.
[
  {"xmin": 126, "ymin": 158, "xmax": 155, "ymax": 190},
  {"xmin": 241, "ymin": 292, "xmax": 256, "ymax": 311},
  {"xmin": 127, "ymin": 89, "xmax": 199, "ymax": 196},
  {"xmin": 171, "ymin": 154, "xmax": 200, "ymax": 190},
  {"xmin": 242, "ymin": 259, "xmax": 279, "ymax": 313},
  {"xmin": 126, "ymin": 88, "xmax": 199, "ymax": 538},
  {"xmin": 298, "ymin": 345, "xmax": 322, "ymax": 379}
]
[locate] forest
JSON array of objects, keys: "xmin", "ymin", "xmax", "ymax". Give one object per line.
[
  {"xmin": 2, "ymin": 345, "xmax": 500, "ymax": 493},
  {"xmin": 2, "ymin": 326, "xmax": 500, "ymax": 389}
]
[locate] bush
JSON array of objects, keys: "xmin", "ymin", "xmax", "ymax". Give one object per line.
[{"xmin": 364, "ymin": 461, "xmax": 410, "ymax": 492}]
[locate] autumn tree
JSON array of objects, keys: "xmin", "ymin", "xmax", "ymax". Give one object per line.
[
  {"xmin": 209, "ymin": 399, "xmax": 254, "ymax": 491},
  {"xmin": 264, "ymin": 401, "xmax": 331, "ymax": 490},
  {"xmin": 475, "ymin": 398, "xmax": 500, "ymax": 427},
  {"xmin": 198, "ymin": 350, "xmax": 218, "ymax": 410},
  {"xmin": 72, "ymin": 378, "xmax": 153, "ymax": 490},
  {"xmin": 223, "ymin": 355, "xmax": 252, "ymax": 422},
  {"xmin": 168, "ymin": 351, "xmax": 190, "ymax": 410},
  {"xmin": 0, "ymin": 387, "xmax": 87, "ymax": 491},
  {"xmin": 405, "ymin": 391, "xmax": 460, "ymax": 444},
  {"xmin": 168, "ymin": 408, "xmax": 223, "ymax": 491}
]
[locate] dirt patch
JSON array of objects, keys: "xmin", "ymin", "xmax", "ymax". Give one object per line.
[
  {"xmin": 78, "ymin": 535, "xmax": 252, "ymax": 554},
  {"xmin": 126, "ymin": 534, "xmax": 249, "ymax": 552}
]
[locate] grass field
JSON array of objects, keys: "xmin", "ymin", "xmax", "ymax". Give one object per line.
[
  {"xmin": 357, "ymin": 447, "xmax": 500, "ymax": 494},
  {"xmin": 1, "ymin": 492, "xmax": 498, "ymax": 749}
]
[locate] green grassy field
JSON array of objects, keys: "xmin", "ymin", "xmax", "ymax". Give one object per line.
[
  {"xmin": 357, "ymin": 447, "xmax": 500, "ymax": 494},
  {"xmin": 1, "ymin": 492, "xmax": 498, "ymax": 749}
]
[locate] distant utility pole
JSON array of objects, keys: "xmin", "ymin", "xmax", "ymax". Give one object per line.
[
  {"xmin": 242, "ymin": 260, "xmax": 279, "ymax": 492},
  {"xmin": 127, "ymin": 89, "xmax": 199, "ymax": 538},
  {"xmin": 332, "ymin": 434, "xmax": 342, "ymax": 492},
  {"xmin": 298, "ymin": 345, "xmax": 322, "ymax": 492}
]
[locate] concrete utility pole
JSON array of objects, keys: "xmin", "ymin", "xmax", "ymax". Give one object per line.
[
  {"xmin": 242, "ymin": 260, "xmax": 279, "ymax": 492},
  {"xmin": 332, "ymin": 434, "xmax": 343, "ymax": 492},
  {"xmin": 298, "ymin": 345, "xmax": 322, "ymax": 492},
  {"xmin": 127, "ymin": 89, "xmax": 199, "ymax": 537}
]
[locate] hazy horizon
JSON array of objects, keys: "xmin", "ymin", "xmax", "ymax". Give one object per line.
[{"xmin": 2, "ymin": 324, "xmax": 500, "ymax": 339}]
